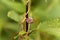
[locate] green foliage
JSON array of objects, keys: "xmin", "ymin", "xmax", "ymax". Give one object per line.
[
  {"xmin": 8, "ymin": 11, "xmax": 21, "ymax": 22},
  {"xmin": 0, "ymin": 0, "xmax": 60, "ymax": 40}
]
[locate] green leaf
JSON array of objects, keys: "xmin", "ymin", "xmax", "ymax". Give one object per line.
[
  {"xmin": 19, "ymin": 30, "xmax": 26, "ymax": 35},
  {"xmin": 38, "ymin": 19, "xmax": 60, "ymax": 39},
  {"xmin": 31, "ymin": 0, "xmax": 60, "ymax": 22},
  {"xmin": 1, "ymin": 0, "xmax": 25, "ymax": 13},
  {"xmin": 8, "ymin": 11, "xmax": 21, "ymax": 22}
]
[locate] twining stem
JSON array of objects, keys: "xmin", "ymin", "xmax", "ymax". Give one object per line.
[
  {"xmin": 18, "ymin": 0, "xmax": 30, "ymax": 40},
  {"xmin": 26, "ymin": 0, "xmax": 29, "ymax": 32}
]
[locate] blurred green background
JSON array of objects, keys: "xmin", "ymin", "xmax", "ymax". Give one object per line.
[{"xmin": 0, "ymin": 0, "xmax": 60, "ymax": 40}]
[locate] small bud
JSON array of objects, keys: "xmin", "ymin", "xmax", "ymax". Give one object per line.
[{"xmin": 26, "ymin": 17, "xmax": 33, "ymax": 23}]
